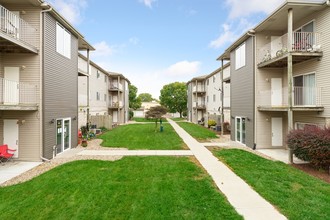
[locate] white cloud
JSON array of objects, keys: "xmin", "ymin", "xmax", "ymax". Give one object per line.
[
  {"xmin": 49, "ymin": 0, "xmax": 87, "ymax": 25},
  {"xmin": 209, "ymin": 24, "xmax": 237, "ymax": 49},
  {"xmin": 165, "ymin": 60, "xmax": 201, "ymax": 76},
  {"xmin": 139, "ymin": 0, "xmax": 157, "ymax": 9},
  {"xmin": 226, "ymin": 0, "xmax": 284, "ymax": 19},
  {"xmin": 91, "ymin": 41, "xmax": 114, "ymax": 57}
]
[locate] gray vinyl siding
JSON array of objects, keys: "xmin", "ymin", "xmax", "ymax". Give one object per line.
[
  {"xmin": 230, "ymin": 37, "xmax": 255, "ymax": 148},
  {"xmin": 42, "ymin": 13, "xmax": 78, "ymax": 159}
]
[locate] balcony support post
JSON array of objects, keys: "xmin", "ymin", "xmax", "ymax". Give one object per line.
[
  {"xmin": 221, "ymin": 59, "xmax": 224, "ymax": 136},
  {"xmin": 287, "ymin": 8, "xmax": 294, "ymax": 164}
]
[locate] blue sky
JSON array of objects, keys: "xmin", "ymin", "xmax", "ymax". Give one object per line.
[{"xmin": 49, "ymin": 0, "xmax": 284, "ymax": 98}]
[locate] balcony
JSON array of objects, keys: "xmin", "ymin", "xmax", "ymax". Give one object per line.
[
  {"xmin": 193, "ymin": 102, "xmax": 206, "ymax": 109},
  {"xmin": 192, "ymin": 86, "xmax": 205, "ymax": 94},
  {"xmin": 0, "ymin": 5, "xmax": 38, "ymax": 53},
  {"xmin": 257, "ymin": 87, "xmax": 323, "ymax": 112},
  {"xmin": 0, "ymin": 78, "xmax": 38, "ymax": 110},
  {"xmin": 108, "ymin": 101, "xmax": 123, "ymax": 109},
  {"xmin": 109, "ymin": 83, "xmax": 123, "ymax": 92},
  {"xmin": 258, "ymin": 32, "xmax": 322, "ymax": 68}
]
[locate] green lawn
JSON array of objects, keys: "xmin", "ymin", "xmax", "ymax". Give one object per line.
[
  {"xmin": 100, "ymin": 123, "xmax": 185, "ymax": 149},
  {"xmin": 171, "ymin": 117, "xmax": 186, "ymax": 121},
  {"xmin": 214, "ymin": 149, "xmax": 330, "ymax": 220},
  {"xmin": 132, "ymin": 117, "xmax": 167, "ymax": 122},
  {"xmin": 177, "ymin": 122, "xmax": 217, "ymax": 141},
  {"xmin": 0, "ymin": 158, "xmax": 242, "ymax": 219}
]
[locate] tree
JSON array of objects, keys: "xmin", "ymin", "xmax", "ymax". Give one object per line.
[
  {"xmin": 159, "ymin": 82, "xmax": 187, "ymax": 118},
  {"xmin": 145, "ymin": 106, "xmax": 167, "ymax": 131},
  {"xmin": 129, "ymin": 84, "xmax": 142, "ymax": 110},
  {"xmin": 138, "ymin": 93, "xmax": 154, "ymax": 102}
]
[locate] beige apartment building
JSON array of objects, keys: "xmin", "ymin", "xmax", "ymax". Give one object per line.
[
  {"xmin": 218, "ymin": 0, "xmax": 330, "ymax": 154},
  {"xmin": 0, "ymin": 0, "xmax": 93, "ymax": 161}
]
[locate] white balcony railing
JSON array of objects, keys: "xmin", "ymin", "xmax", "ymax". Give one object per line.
[
  {"xmin": 192, "ymin": 86, "xmax": 205, "ymax": 93},
  {"xmin": 193, "ymin": 102, "xmax": 206, "ymax": 108},
  {"xmin": 258, "ymin": 87, "xmax": 322, "ymax": 107},
  {"xmin": 109, "ymin": 101, "xmax": 123, "ymax": 108},
  {"xmin": 0, "ymin": 5, "xmax": 38, "ymax": 48},
  {"xmin": 258, "ymin": 32, "xmax": 322, "ymax": 64},
  {"xmin": 109, "ymin": 82, "xmax": 123, "ymax": 90},
  {"xmin": 0, "ymin": 78, "xmax": 37, "ymax": 105}
]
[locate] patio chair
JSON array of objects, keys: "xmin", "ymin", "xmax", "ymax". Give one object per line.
[{"xmin": 0, "ymin": 144, "xmax": 16, "ymax": 165}]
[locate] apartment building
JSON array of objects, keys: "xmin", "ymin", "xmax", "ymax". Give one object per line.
[
  {"xmin": 78, "ymin": 54, "xmax": 109, "ymax": 129},
  {"xmin": 218, "ymin": 0, "xmax": 330, "ymax": 152},
  {"xmin": 187, "ymin": 64, "xmax": 231, "ymax": 128},
  {"xmin": 0, "ymin": 0, "xmax": 93, "ymax": 161},
  {"xmin": 108, "ymin": 72, "xmax": 130, "ymax": 125}
]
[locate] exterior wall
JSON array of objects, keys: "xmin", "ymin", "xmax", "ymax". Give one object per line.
[
  {"xmin": 206, "ymin": 70, "xmax": 221, "ymax": 115},
  {"xmin": 78, "ymin": 76, "xmax": 88, "ymax": 129},
  {"xmin": 43, "ymin": 13, "xmax": 78, "ymax": 159},
  {"xmin": 123, "ymin": 79, "xmax": 129, "ymax": 123},
  {"xmin": 89, "ymin": 65, "xmax": 108, "ymax": 116},
  {"xmin": 0, "ymin": 4, "xmax": 42, "ymax": 161},
  {"xmin": 230, "ymin": 37, "xmax": 255, "ymax": 148},
  {"xmin": 187, "ymin": 82, "xmax": 193, "ymax": 122}
]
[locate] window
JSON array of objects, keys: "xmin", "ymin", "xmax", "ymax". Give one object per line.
[
  {"xmin": 213, "ymin": 76, "xmax": 216, "ymax": 83},
  {"xmin": 56, "ymin": 23, "xmax": 71, "ymax": 59},
  {"xmin": 104, "ymin": 94, "xmax": 106, "ymax": 101},
  {"xmin": 213, "ymin": 94, "xmax": 216, "ymax": 102},
  {"xmin": 207, "ymin": 96, "xmax": 209, "ymax": 103},
  {"xmin": 295, "ymin": 122, "xmax": 318, "ymax": 130},
  {"xmin": 104, "ymin": 75, "xmax": 107, "ymax": 83},
  {"xmin": 96, "ymin": 92, "xmax": 100, "ymax": 101},
  {"xmin": 207, "ymin": 79, "xmax": 209, "ymax": 85},
  {"xmin": 293, "ymin": 73, "xmax": 316, "ymax": 105},
  {"xmin": 235, "ymin": 42, "xmax": 246, "ymax": 70},
  {"xmin": 97, "ymin": 70, "xmax": 100, "ymax": 78}
]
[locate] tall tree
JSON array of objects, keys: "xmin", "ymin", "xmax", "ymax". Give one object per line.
[
  {"xmin": 138, "ymin": 93, "xmax": 154, "ymax": 102},
  {"xmin": 159, "ymin": 82, "xmax": 187, "ymax": 118},
  {"xmin": 129, "ymin": 84, "xmax": 142, "ymax": 110}
]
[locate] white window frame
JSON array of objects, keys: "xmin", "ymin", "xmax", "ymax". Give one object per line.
[
  {"xmin": 235, "ymin": 116, "xmax": 246, "ymax": 144},
  {"xmin": 56, "ymin": 22, "xmax": 71, "ymax": 59},
  {"xmin": 235, "ymin": 42, "xmax": 246, "ymax": 70},
  {"xmin": 295, "ymin": 122, "xmax": 318, "ymax": 130}
]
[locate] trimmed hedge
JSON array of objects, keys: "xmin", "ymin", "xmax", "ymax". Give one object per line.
[{"xmin": 287, "ymin": 126, "xmax": 330, "ymax": 168}]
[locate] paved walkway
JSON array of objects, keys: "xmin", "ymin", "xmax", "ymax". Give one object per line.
[
  {"xmin": 167, "ymin": 119, "xmax": 287, "ymax": 220},
  {"xmin": 0, "ymin": 162, "xmax": 42, "ymax": 185}
]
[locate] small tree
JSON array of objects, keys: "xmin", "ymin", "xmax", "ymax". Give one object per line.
[
  {"xmin": 145, "ymin": 106, "xmax": 167, "ymax": 132},
  {"xmin": 129, "ymin": 84, "xmax": 142, "ymax": 110}
]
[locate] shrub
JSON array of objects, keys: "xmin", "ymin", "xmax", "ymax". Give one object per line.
[
  {"xmin": 287, "ymin": 126, "xmax": 330, "ymax": 168},
  {"xmin": 208, "ymin": 120, "xmax": 216, "ymax": 127},
  {"xmin": 129, "ymin": 110, "xmax": 134, "ymax": 120}
]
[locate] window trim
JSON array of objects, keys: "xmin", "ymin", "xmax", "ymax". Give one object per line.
[
  {"xmin": 235, "ymin": 42, "xmax": 246, "ymax": 70},
  {"xmin": 56, "ymin": 22, "xmax": 71, "ymax": 59}
]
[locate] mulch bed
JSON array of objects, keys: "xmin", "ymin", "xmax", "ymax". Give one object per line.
[{"xmin": 292, "ymin": 163, "xmax": 330, "ymax": 184}]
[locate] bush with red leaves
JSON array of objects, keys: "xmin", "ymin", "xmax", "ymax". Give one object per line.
[{"xmin": 287, "ymin": 126, "xmax": 330, "ymax": 168}]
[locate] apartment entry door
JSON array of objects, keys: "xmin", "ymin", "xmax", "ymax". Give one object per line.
[
  {"xmin": 235, "ymin": 117, "xmax": 246, "ymax": 144},
  {"xmin": 56, "ymin": 118, "xmax": 71, "ymax": 154},
  {"xmin": 4, "ymin": 119, "xmax": 19, "ymax": 158},
  {"xmin": 271, "ymin": 78, "xmax": 282, "ymax": 106},
  {"xmin": 271, "ymin": 117, "xmax": 283, "ymax": 147},
  {"xmin": 4, "ymin": 67, "xmax": 19, "ymax": 105}
]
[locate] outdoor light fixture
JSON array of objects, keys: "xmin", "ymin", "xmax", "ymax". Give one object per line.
[{"xmin": 50, "ymin": 119, "xmax": 55, "ymax": 124}]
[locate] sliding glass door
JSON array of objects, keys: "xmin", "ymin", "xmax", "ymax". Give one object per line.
[
  {"xmin": 235, "ymin": 117, "xmax": 246, "ymax": 144},
  {"xmin": 56, "ymin": 118, "xmax": 71, "ymax": 154}
]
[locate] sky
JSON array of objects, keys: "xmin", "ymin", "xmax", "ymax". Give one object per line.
[{"xmin": 49, "ymin": 0, "xmax": 285, "ymax": 99}]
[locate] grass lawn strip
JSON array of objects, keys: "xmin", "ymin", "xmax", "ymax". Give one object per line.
[
  {"xmin": 0, "ymin": 157, "xmax": 242, "ymax": 219},
  {"xmin": 132, "ymin": 117, "xmax": 167, "ymax": 122},
  {"xmin": 214, "ymin": 149, "xmax": 330, "ymax": 220},
  {"xmin": 100, "ymin": 123, "xmax": 186, "ymax": 150},
  {"xmin": 177, "ymin": 122, "xmax": 217, "ymax": 141}
]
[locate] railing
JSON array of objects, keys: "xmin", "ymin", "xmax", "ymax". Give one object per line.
[
  {"xmin": 0, "ymin": 5, "xmax": 38, "ymax": 48},
  {"xmin": 193, "ymin": 102, "xmax": 206, "ymax": 108},
  {"xmin": 257, "ymin": 87, "xmax": 322, "ymax": 107},
  {"xmin": 109, "ymin": 83, "xmax": 123, "ymax": 90},
  {"xmin": 193, "ymin": 86, "xmax": 205, "ymax": 93},
  {"xmin": 0, "ymin": 78, "xmax": 37, "ymax": 105},
  {"xmin": 108, "ymin": 101, "xmax": 123, "ymax": 108},
  {"xmin": 258, "ymin": 32, "xmax": 322, "ymax": 64}
]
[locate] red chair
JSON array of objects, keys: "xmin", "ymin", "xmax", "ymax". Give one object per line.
[{"xmin": 0, "ymin": 144, "xmax": 16, "ymax": 165}]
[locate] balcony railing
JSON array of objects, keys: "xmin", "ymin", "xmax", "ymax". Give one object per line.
[
  {"xmin": 258, "ymin": 32, "xmax": 322, "ymax": 64},
  {"xmin": 109, "ymin": 101, "xmax": 123, "ymax": 108},
  {"xmin": 0, "ymin": 5, "xmax": 38, "ymax": 49},
  {"xmin": 0, "ymin": 78, "xmax": 37, "ymax": 105},
  {"xmin": 109, "ymin": 83, "xmax": 123, "ymax": 91},
  {"xmin": 192, "ymin": 86, "xmax": 205, "ymax": 93},
  {"xmin": 193, "ymin": 102, "xmax": 206, "ymax": 108},
  {"xmin": 258, "ymin": 87, "xmax": 322, "ymax": 107}
]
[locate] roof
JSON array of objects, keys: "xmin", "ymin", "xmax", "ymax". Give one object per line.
[
  {"xmin": 78, "ymin": 53, "xmax": 110, "ymax": 76},
  {"xmin": 186, "ymin": 62, "xmax": 231, "ymax": 84},
  {"xmin": 108, "ymin": 72, "xmax": 131, "ymax": 84}
]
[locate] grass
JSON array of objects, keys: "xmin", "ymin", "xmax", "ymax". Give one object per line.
[
  {"xmin": 213, "ymin": 149, "xmax": 330, "ymax": 220},
  {"xmin": 99, "ymin": 123, "xmax": 185, "ymax": 150},
  {"xmin": 132, "ymin": 117, "xmax": 167, "ymax": 122},
  {"xmin": 0, "ymin": 158, "xmax": 242, "ymax": 219},
  {"xmin": 177, "ymin": 122, "xmax": 218, "ymax": 141},
  {"xmin": 171, "ymin": 117, "xmax": 186, "ymax": 121}
]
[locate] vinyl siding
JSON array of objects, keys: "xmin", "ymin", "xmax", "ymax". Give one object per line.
[
  {"xmin": 230, "ymin": 37, "xmax": 255, "ymax": 148},
  {"xmin": 43, "ymin": 13, "xmax": 78, "ymax": 159}
]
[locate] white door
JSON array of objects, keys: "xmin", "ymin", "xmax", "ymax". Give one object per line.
[
  {"xmin": 271, "ymin": 117, "xmax": 283, "ymax": 147},
  {"xmin": 113, "ymin": 111, "xmax": 118, "ymax": 123},
  {"xmin": 4, "ymin": 119, "xmax": 19, "ymax": 158},
  {"xmin": 271, "ymin": 78, "xmax": 282, "ymax": 106},
  {"xmin": 4, "ymin": 67, "xmax": 20, "ymax": 105}
]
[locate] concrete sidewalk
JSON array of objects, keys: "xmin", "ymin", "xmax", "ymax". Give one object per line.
[
  {"xmin": 168, "ymin": 119, "xmax": 287, "ymax": 220},
  {"xmin": 0, "ymin": 162, "xmax": 42, "ymax": 185}
]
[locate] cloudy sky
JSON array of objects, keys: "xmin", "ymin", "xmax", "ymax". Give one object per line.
[{"xmin": 49, "ymin": 0, "xmax": 284, "ymax": 98}]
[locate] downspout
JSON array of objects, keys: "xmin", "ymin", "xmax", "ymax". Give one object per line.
[
  {"xmin": 287, "ymin": 8, "xmax": 294, "ymax": 163},
  {"xmin": 221, "ymin": 59, "xmax": 224, "ymax": 136},
  {"xmin": 86, "ymin": 49, "xmax": 90, "ymax": 129},
  {"xmin": 40, "ymin": 6, "xmax": 53, "ymax": 161}
]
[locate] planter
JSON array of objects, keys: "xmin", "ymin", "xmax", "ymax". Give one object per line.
[{"xmin": 81, "ymin": 140, "xmax": 88, "ymax": 147}]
